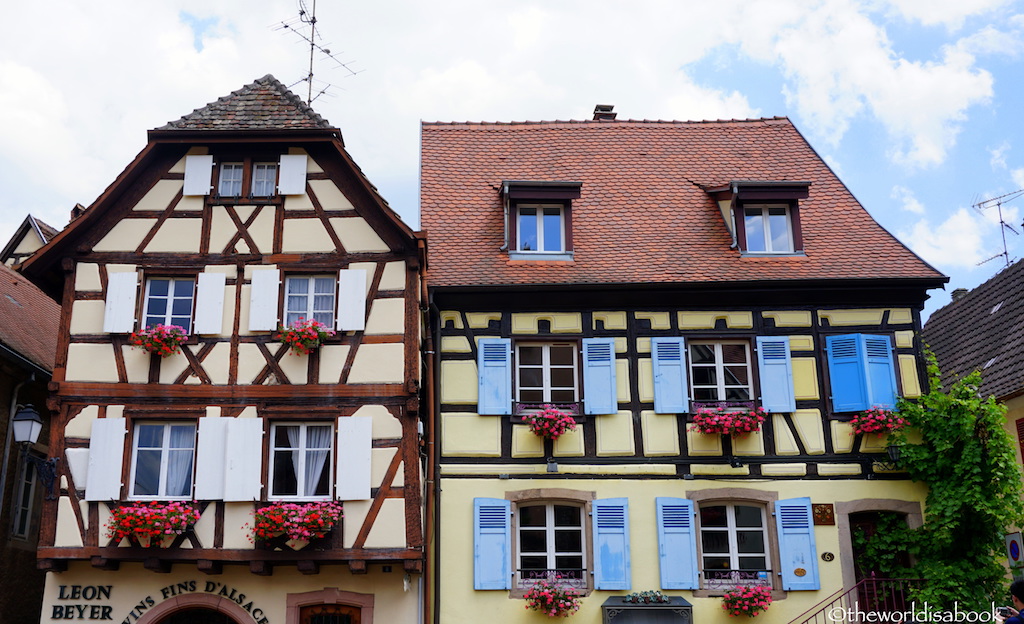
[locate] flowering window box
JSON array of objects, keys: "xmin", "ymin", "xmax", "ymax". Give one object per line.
[
  {"xmin": 512, "ymin": 403, "xmax": 585, "ymax": 423},
  {"xmin": 275, "ymin": 318, "xmax": 336, "ymax": 355},
  {"xmin": 690, "ymin": 405, "xmax": 767, "ymax": 437},
  {"xmin": 250, "ymin": 501, "xmax": 343, "ymax": 551},
  {"xmin": 107, "ymin": 501, "xmax": 199, "ymax": 547},
  {"xmin": 128, "ymin": 324, "xmax": 189, "ymax": 357}
]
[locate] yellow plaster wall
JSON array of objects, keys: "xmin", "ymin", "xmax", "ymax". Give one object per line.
[
  {"xmin": 831, "ymin": 421, "xmax": 857, "ymax": 453},
  {"xmin": 553, "ymin": 428, "xmax": 585, "ymax": 457},
  {"xmin": 93, "ymin": 220, "xmax": 153, "ymax": 253},
  {"xmin": 898, "ymin": 354, "xmax": 922, "ymax": 397},
  {"xmin": 440, "ymin": 360, "xmax": 477, "ymax": 404},
  {"xmin": 772, "ymin": 414, "xmax": 800, "ymax": 455},
  {"xmin": 365, "ymin": 298, "xmax": 406, "ymax": 335},
  {"xmin": 733, "ymin": 430, "xmax": 765, "ymax": 456},
  {"xmin": 466, "ymin": 313, "xmax": 500, "ymax": 329},
  {"xmin": 441, "ymin": 311, "xmax": 464, "ymax": 329},
  {"xmin": 596, "ymin": 411, "xmax": 635, "ymax": 456},
  {"xmin": 331, "ymin": 217, "xmax": 391, "ymax": 253},
  {"xmin": 792, "ymin": 357, "xmax": 820, "ymax": 400},
  {"xmin": 792, "ymin": 409, "xmax": 826, "ymax": 454},
  {"xmin": 818, "ymin": 308, "xmax": 886, "ymax": 326},
  {"xmin": 762, "ymin": 463, "xmax": 807, "ymax": 476},
  {"xmin": 75, "ymin": 263, "xmax": 102, "ymax": 291},
  {"xmin": 594, "ymin": 311, "xmax": 627, "ymax": 330},
  {"xmin": 679, "ymin": 311, "xmax": 753, "ymax": 329},
  {"xmin": 282, "ymin": 218, "xmax": 335, "ymax": 253},
  {"xmin": 762, "ymin": 310, "xmax": 813, "ymax": 327},
  {"xmin": 69, "ymin": 300, "xmax": 107, "ymax": 335},
  {"xmin": 640, "ymin": 411, "xmax": 680, "ymax": 456},
  {"xmin": 441, "ymin": 336, "xmax": 472, "ymax": 353},
  {"xmin": 895, "ymin": 330, "xmax": 915, "ymax": 348},
  {"xmin": 66, "ymin": 345, "xmax": 120, "ymax": 382},
  {"xmin": 510, "ymin": 313, "xmax": 582, "ymax": 334},
  {"xmin": 637, "ymin": 360, "xmax": 655, "ymax": 404},
  {"xmin": 889, "ymin": 308, "xmax": 913, "ymax": 324},
  {"xmin": 348, "ymin": 343, "xmax": 405, "ymax": 383},
  {"xmin": 133, "ymin": 179, "xmax": 182, "ymax": 211},
  {"xmin": 635, "ymin": 312, "xmax": 671, "ymax": 330},
  {"xmin": 687, "ymin": 428, "xmax": 724, "ymax": 456},
  {"xmin": 442, "ymin": 413, "xmax": 501, "ymax": 457},
  {"xmin": 511, "ymin": 425, "xmax": 545, "ymax": 458},
  {"xmin": 616, "ymin": 359, "xmax": 631, "ymax": 403},
  {"xmin": 788, "ymin": 335, "xmax": 814, "ymax": 351}
]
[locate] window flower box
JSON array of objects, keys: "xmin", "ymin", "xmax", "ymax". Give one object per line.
[
  {"xmin": 523, "ymin": 573, "xmax": 583, "ymax": 618},
  {"xmin": 275, "ymin": 318, "xmax": 335, "ymax": 355},
  {"xmin": 521, "ymin": 405, "xmax": 578, "ymax": 441},
  {"xmin": 107, "ymin": 501, "xmax": 199, "ymax": 547},
  {"xmin": 690, "ymin": 406, "xmax": 767, "ymax": 437},
  {"xmin": 721, "ymin": 584, "xmax": 773, "ymax": 617},
  {"xmin": 128, "ymin": 324, "xmax": 188, "ymax": 357},
  {"xmin": 849, "ymin": 407, "xmax": 906, "ymax": 436},
  {"xmin": 250, "ymin": 501, "xmax": 343, "ymax": 550}
]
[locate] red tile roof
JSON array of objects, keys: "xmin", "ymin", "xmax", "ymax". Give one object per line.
[
  {"xmin": 420, "ymin": 117, "xmax": 945, "ymax": 288},
  {"xmin": 0, "ymin": 262, "xmax": 58, "ymax": 372}
]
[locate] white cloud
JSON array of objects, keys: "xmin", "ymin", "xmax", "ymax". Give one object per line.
[
  {"xmin": 1013, "ymin": 168, "xmax": 1024, "ymax": 189},
  {"xmin": 899, "ymin": 207, "xmax": 989, "ymax": 268},
  {"xmin": 891, "ymin": 185, "xmax": 926, "ymax": 213},
  {"xmin": 990, "ymin": 142, "xmax": 1010, "ymax": 169},
  {"xmin": 881, "ymin": 0, "xmax": 1012, "ymax": 28}
]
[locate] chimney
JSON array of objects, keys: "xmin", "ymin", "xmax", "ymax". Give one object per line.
[
  {"xmin": 70, "ymin": 203, "xmax": 86, "ymax": 223},
  {"xmin": 593, "ymin": 104, "xmax": 616, "ymax": 121},
  {"xmin": 951, "ymin": 288, "xmax": 969, "ymax": 302}
]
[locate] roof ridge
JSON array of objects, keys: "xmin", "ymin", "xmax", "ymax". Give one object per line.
[{"xmin": 422, "ymin": 116, "xmax": 791, "ymax": 127}]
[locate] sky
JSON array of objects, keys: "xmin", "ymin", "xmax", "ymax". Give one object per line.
[{"xmin": 2, "ymin": 0, "xmax": 1024, "ymax": 320}]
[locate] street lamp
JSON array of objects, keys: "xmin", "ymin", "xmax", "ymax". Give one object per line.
[{"xmin": 12, "ymin": 405, "xmax": 58, "ymax": 499}]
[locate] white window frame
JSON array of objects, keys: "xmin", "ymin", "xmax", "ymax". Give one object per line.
[
  {"xmin": 251, "ymin": 162, "xmax": 278, "ymax": 196},
  {"xmin": 11, "ymin": 458, "xmax": 38, "ymax": 540},
  {"xmin": 514, "ymin": 501, "xmax": 588, "ymax": 590},
  {"xmin": 218, "ymin": 163, "xmax": 244, "ymax": 197},
  {"xmin": 743, "ymin": 204, "xmax": 794, "ymax": 254},
  {"xmin": 284, "ymin": 275, "xmax": 337, "ymax": 328},
  {"xmin": 515, "ymin": 342, "xmax": 579, "ymax": 405},
  {"xmin": 128, "ymin": 422, "xmax": 197, "ymax": 500},
  {"xmin": 516, "ymin": 203, "xmax": 566, "ymax": 253},
  {"xmin": 269, "ymin": 422, "xmax": 335, "ymax": 500},
  {"xmin": 143, "ymin": 277, "xmax": 195, "ymax": 333},
  {"xmin": 689, "ymin": 341, "xmax": 753, "ymax": 403},
  {"xmin": 697, "ymin": 502, "xmax": 772, "ymax": 591}
]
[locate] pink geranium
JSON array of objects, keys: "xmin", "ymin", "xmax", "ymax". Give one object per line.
[{"xmin": 690, "ymin": 407, "xmax": 767, "ymax": 437}]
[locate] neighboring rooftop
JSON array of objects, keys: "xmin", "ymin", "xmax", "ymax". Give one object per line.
[
  {"xmin": 156, "ymin": 74, "xmax": 334, "ymax": 131},
  {"xmin": 420, "ymin": 116, "xmax": 945, "ymax": 288},
  {"xmin": 922, "ymin": 259, "xmax": 1024, "ymax": 401},
  {"xmin": 1, "ymin": 214, "xmax": 60, "ymax": 266},
  {"xmin": 0, "ymin": 262, "xmax": 59, "ymax": 373}
]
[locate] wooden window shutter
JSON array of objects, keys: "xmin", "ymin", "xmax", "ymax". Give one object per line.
[
  {"xmin": 756, "ymin": 336, "xmax": 796, "ymax": 413},
  {"xmin": 336, "ymin": 416, "xmax": 372, "ymax": 501},
  {"xmin": 84, "ymin": 418, "xmax": 126, "ymax": 501},
  {"xmin": 473, "ymin": 498, "xmax": 511, "ymax": 590},
  {"xmin": 193, "ymin": 272, "xmax": 226, "ymax": 335},
  {"xmin": 826, "ymin": 334, "xmax": 869, "ymax": 412},
  {"xmin": 277, "ymin": 154, "xmax": 308, "ymax": 195},
  {"xmin": 592, "ymin": 497, "xmax": 631, "ymax": 590},
  {"xmin": 194, "ymin": 418, "xmax": 228, "ymax": 500},
  {"xmin": 651, "ymin": 337, "xmax": 689, "ymax": 414},
  {"xmin": 337, "ymin": 269, "xmax": 367, "ymax": 332},
  {"xmin": 477, "ymin": 338, "xmax": 512, "ymax": 415},
  {"xmin": 223, "ymin": 418, "xmax": 264, "ymax": 501},
  {"xmin": 247, "ymin": 269, "xmax": 280, "ymax": 331},
  {"xmin": 583, "ymin": 338, "xmax": 618, "ymax": 415},
  {"xmin": 102, "ymin": 271, "xmax": 138, "ymax": 334},
  {"xmin": 183, "ymin": 155, "xmax": 214, "ymax": 196},
  {"xmin": 863, "ymin": 335, "xmax": 898, "ymax": 409},
  {"xmin": 656, "ymin": 497, "xmax": 698, "ymax": 590},
  {"xmin": 775, "ymin": 497, "xmax": 820, "ymax": 590}
]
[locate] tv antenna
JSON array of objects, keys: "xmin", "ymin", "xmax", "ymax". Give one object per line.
[
  {"xmin": 273, "ymin": 0, "xmax": 362, "ymax": 105},
  {"xmin": 972, "ymin": 188, "xmax": 1024, "ymax": 268}
]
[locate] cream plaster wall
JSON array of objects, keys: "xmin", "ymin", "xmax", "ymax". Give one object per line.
[
  {"xmin": 319, "ymin": 345, "xmax": 351, "ymax": 382},
  {"xmin": 277, "ymin": 350, "xmax": 309, "ymax": 385},
  {"xmin": 75, "ymin": 263, "xmax": 102, "ymax": 291},
  {"xmin": 348, "ymin": 343, "xmax": 405, "ymax": 383},
  {"xmin": 308, "ymin": 179, "xmax": 355, "ymax": 210},
  {"xmin": 377, "ymin": 261, "xmax": 407, "ymax": 291},
  {"xmin": 365, "ymin": 298, "xmax": 405, "ymax": 335},
  {"xmin": 66, "ymin": 345, "xmax": 120, "ymax": 382},
  {"xmin": 236, "ymin": 344, "xmax": 266, "ymax": 382},
  {"xmin": 70, "ymin": 300, "xmax": 107, "ymax": 335},
  {"xmin": 93, "ymin": 220, "xmax": 153, "ymax": 253},
  {"xmin": 201, "ymin": 344, "xmax": 232, "ymax": 385},
  {"xmin": 361, "ymin": 498, "xmax": 408, "ymax": 548},
  {"xmin": 123, "ymin": 346, "xmax": 151, "ymax": 384},
  {"xmin": 65, "ymin": 406, "xmax": 99, "ymax": 439},
  {"xmin": 372, "ymin": 447, "xmax": 400, "ymax": 487},
  {"xmin": 354, "ymin": 404, "xmax": 403, "ymax": 439},
  {"xmin": 133, "ymin": 179, "xmax": 182, "ymax": 211},
  {"xmin": 331, "ymin": 217, "xmax": 390, "ymax": 253},
  {"xmin": 282, "ymin": 218, "xmax": 336, "ymax": 253}
]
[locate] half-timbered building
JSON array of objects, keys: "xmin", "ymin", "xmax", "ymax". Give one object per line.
[
  {"xmin": 420, "ymin": 109, "xmax": 948, "ymax": 623},
  {"xmin": 20, "ymin": 75, "xmax": 425, "ymax": 624}
]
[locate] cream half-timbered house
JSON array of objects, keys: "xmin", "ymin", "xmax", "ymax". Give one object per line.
[
  {"xmin": 421, "ymin": 111, "xmax": 948, "ymax": 623},
  {"xmin": 21, "ymin": 76, "xmax": 425, "ymax": 624}
]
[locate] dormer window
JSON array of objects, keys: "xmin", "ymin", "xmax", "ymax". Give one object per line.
[
  {"xmin": 710, "ymin": 181, "xmax": 809, "ymax": 256},
  {"xmin": 502, "ymin": 181, "xmax": 581, "ymax": 260},
  {"xmin": 743, "ymin": 205, "xmax": 793, "ymax": 253},
  {"xmin": 216, "ymin": 160, "xmax": 278, "ymax": 198},
  {"xmin": 183, "ymin": 154, "xmax": 308, "ymax": 198}
]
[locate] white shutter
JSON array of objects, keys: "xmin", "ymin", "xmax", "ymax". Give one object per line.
[
  {"xmin": 336, "ymin": 269, "xmax": 367, "ymax": 332},
  {"xmin": 193, "ymin": 272, "xmax": 226, "ymax": 335},
  {"xmin": 102, "ymin": 272, "xmax": 138, "ymax": 333},
  {"xmin": 336, "ymin": 416, "xmax": 372, "ymax": 501},
  {"xmin": 85, "ymin": 418, "xmax": 126, "ymax": 501},
  {"xmin": 183, "ymin": 155, "xmax": 214, "ymax": 196},
  {"xmin": 193, "ymin": 418, "xmax": 229, "ymax": 500},
  {"xmin": 277, "ymin": 154, "xmax": 308, "ymax": 195},
  {"xmin": 248, "ymin": 269, "xmax": 280, "ymax": 331},
  {"xmin": 224, "ymin": 418, "xmax": 264, "ymax": 501}
]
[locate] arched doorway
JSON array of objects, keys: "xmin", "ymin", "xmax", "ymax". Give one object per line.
[
  {"xmin": 300, "ymin": 604, "xmax": 361, "ymax": 624},
  {"xmin": 157, "ymin": 608, "xmax": 241, "ymax": 624}
]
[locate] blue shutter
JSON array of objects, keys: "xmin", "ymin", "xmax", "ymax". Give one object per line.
[
  {"xmin": 775, "ymin": 497, "xmax": 819, "ymax": 590},
  {"xmin": 656, "ymin": 498, "xmax": 698, "ymax": 589},
  {"xmin": 474, "ymin": 498, "xmax": 511, "ymax": 590},
  {"xmin": 652, "ymin": 338, "xmax": 689, "ymax": 414},
  {"xmin": 477, "ymin": 338, "xmax": 512, "ymax": 415},
  {"xmin": 592, "ymin": 497, "xmax": 631, "ymax": 590},
  {"xmin": 583, "ymin": 338, "xmax": 617, "ymax": 415},
  {"xmin": 756, "ymin": 336, "xmax": 796, "ymax": 413},
  {"xmin": 826, "ymin": 334, "xmax": 869, "ymax": 412},
  {"xmin": 863, "ymin": 335, "xmax": 898, "ymax": 409}
]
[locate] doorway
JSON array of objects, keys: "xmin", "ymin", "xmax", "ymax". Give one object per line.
[{"xmin": 158, "ymin": 608, "xmax": 241, "ymax": 624}]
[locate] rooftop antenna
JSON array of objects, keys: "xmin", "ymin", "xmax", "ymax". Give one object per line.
[
  {"xmin": 273, "ymin": 0, "xmax": 362, "ymax": 105},
  {"xmin": 972, "ymin": 188, "xmax": 1024, "ymax": 268}
]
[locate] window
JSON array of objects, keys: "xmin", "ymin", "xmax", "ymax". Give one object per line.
[
  {"xmin": 129, "ymin": 422, "xmax": 196, "ymax": 499},
  {"xmin": 11, "ymin": 459, "xmax": 37, "ymax": 539},
  {"xmin": 516, "ymin": 342, "xmax": 578, "ymax": 405},
  {"xmin": 517, "ymin": 503, "xmax": 586, "ymax": 586},
  {"xmin": 218, "ymin": 163, "xmax": 244, "ymax": 196},
  {"xmin": 743, "ymin": 205, "xmax": 793, "ymax": 253},
  {"xmin": 251, "ymin": 163, "xmax": 278, "ymax": 196},
  {"xmin": 517, "ymin": 204, "xmax": 566, "ymax": 253},
  {"xmin": 217, "ymin": 161, "xmax": 278, "ymax": 197},
  {"xmin": 825, "ymin": 334, "xmax": 898, "ymax": 412},
  {"xmin": 270, "ymin": 423, "xmax": 334, "ymax": 499},
  {"xmin": 285, "ymin": 276, "xmax": 337, "ymax": 327},
  {"xmin": 689, "ymin": 341, "xmax": 752, "ymax": 402},
  {"xmin": 698, "ymin": 504, "xmax": 771, "ymax": 590},
  {"xmin": 143, "ymin": 277, "xmax": 195, "ymax": 332}
]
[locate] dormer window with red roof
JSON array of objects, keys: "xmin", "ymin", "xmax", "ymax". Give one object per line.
[
  {"xmin": 711, "ymin": 181, "xmax": 809, "ymax": 256},
  {"xmin": 182, "ymin": 153, "xmax": 308, "ymax": 199},
  {"xmin": 502, "ymin": 181, "xmax": 581, "ymax": 260}
]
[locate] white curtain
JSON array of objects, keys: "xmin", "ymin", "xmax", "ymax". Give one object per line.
[
  {"xmin": 304, "ymin": 426, "xmax": 332, "ymax": 496},
  {"xmin": 166, "ymin": 425, "xmax": 195, "ymax": 497}
]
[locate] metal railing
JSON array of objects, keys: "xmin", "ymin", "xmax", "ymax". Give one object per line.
[{"xmin": 790, "ymin": 576, "xmax": 925, "ymax": 624}]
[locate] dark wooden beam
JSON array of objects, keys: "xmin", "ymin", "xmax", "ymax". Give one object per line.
[
  {"xmin": 297, "ymin": 560, "xmax": 319, "ymax": 575},
  {"xmin": 143, "ymin": 557, "xmax": 171, "ymax": 573},
  {"xmin": 348, "ymin": 560, "xmax": 367, "ymax": 574},
  {"xmin": 90, "ymin": 557, "xmax": 119, "ymax": 571},
  {"xmin": 250, "ymin": 561, "xmax": 273, "ymax": 576},
  {"xmin": 197, "ymin": 560, "xmax": 223, "ymax": 575}
]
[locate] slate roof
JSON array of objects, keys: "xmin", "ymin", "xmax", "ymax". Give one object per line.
[
  {"xmin": 420, "ymin": 117, "xmax": 945, "ymax": 288},
  {"xmin": 922, "ymin": 260, "xmax": 1024, "ymax": 400},
  {"xmin": 0, "ymin": 262, "xmax": 59, "ymax": 373},
  {"xmin": 157, "ymin": 74, "xmax": 333, "ymax": 131}
]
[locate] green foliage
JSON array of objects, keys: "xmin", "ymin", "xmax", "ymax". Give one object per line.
[{"xmin": 864, "ymin": 352, "xmax": 1024, "ymax": 609}]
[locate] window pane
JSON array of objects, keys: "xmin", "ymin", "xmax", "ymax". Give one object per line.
[
  {"xmin": 737, "ymin": 531, "xmax": 765, "ymax": 553},
  {"xmin": 168, "ymin": 425, "xmax": 195, "ymax": 448},
  {"xmin": 137, "ymin": 424, "xmax": 164, "ymax": 448},
  {"xmin": 555, "ymin": 555, "xmax": 583, "ymax": 571},
  {"xmin": 553, "ymin": 505, "xmax": 580, "ymax": 526},
  {"xmin": 726, "ymin": 388, "xmax": 751, "ymax": 401},
  {"xmin": 701, "ymin": 531, "xmax": 729, "ymax": 553},
  {"xmin": 691, "ymin": 344, "xmax": 715, "ymax": 363},
  {"xmin": 768, "ymin": 208, "xmax": 792, "ymax": 252},
  {"xmin": 542, "ymin": 208, "xmax": 562, "ymax": 252},
  {"xmin": 314, "ymin": 278, "xmax": 334, "ymax": 293},
  {"xmin": 739, "ymin": 557, "xmax": 767, "ymax": 570},
  {"xmin": 549, "ymin": 345, "xmax": 574, "ymax": 366},
  {"xmin": 694, "ymin": 388, "xmax": 718, "ymax": 401},
  {"xmin": 521, "ymin": 556, "xmax": 548, "ymax": 572},
  {"xmin": 520, "ymin": 368, "xmax": 543, "ymax": 388},
  {"xmin": 133, "ymin": 450, "xmax": 161, "ymax": 496},
  {"xmin": 692, "ymin": 367, "xmax": 717, "ymax": 386},
  {"xmin": 721, "ymin": 344, "xmax": 746, "ymax": 363},
  {"xmin": 519, "ymin": 506, "xmax": 547, "ymax": 527},
  {"xmin": 288, "ymin": 278, "xmax": 310, "ymax": 295},
  {"xmin": 172, "ymin": 280, "xmax": 193, "ymax": 297},
  {"xmin": 519, "ymin": 346, "xmax": 543, "ymax": 366},
  {"xmin": 518, "ymin": 208, "xmax": 538, "ymax": 251},
  {"xmin": 550, "ymin": 390, "xmax": 576, "ymax": 402},
  {"xmin": 520, "ymin": 530, "xmax": 547, "ymax": 552},
  {"xmin": 148, "ymin": 279, "xmax": 170, "ymax": 297},
  {"xmin": 146, "ymin": 298, "xmax": 167, "ymax": 318},
  {"xmin": 171, "ymin": 298, "xmax": 192, "ymax": 316},
  {"xmin": 700, "ymin": 506, "xmax": 728, "ymax": 527},
  {"xmin": 723, "ymin": 366, "xmax": 749, "ymax": 385},
  {"xmin": 735, "ymin": 506, "xmax": 763, "ymax": 527},
  {"xmin": 704, "ymin": 556, "xmax": 731, "ymax": 570},
  {"xmin": 272, "ymin": 450, "xmax": 298, "ymax": 496},
  {"xmin": 275, "ymin": 426, "xmax": 299, "ymax": 447},
  {"xmin": 252, "ymin": 164, "xmax": 277, "ymax": 196},
  {"xmin": 550, "ymin": 368, "xmax": 575, "ymax": 388},
  {"xmin": 744, "ymin": 208, "xmax": 766, "ymax": 252},
  {"xmin": 520, "ymin": 390, "xmax": 544, "ymax": 402},
  {"xmin": 554, "ymin": 530, "xmax": 582, "ymax": 552}
]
